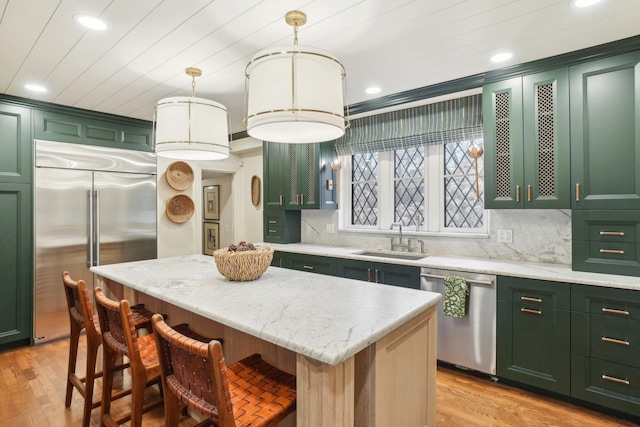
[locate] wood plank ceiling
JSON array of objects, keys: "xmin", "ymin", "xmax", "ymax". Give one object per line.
[{"xmin": 1, "ymin": 0, "xmax": 639, "ymax": 134}]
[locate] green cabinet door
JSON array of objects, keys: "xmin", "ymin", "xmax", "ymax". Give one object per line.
[
  {"xmin": 497, "ymin": 277, "xmax": 570, "ymax": 395},
  {"xmin": 285, "ymin": 143, "xmax": 320, "ymax": 209},
  {"xmin": 570, "ymin": 51, "xmax": 640, "ymax": 209},
  {"xmin": 522, "ymin": 69, "xmax": 570, "ymax": 208},
  {"xmin": 484, "ymin": 77, "xmax": 524, "ymax": 208},
  {"xmin": 0, "ymin": 104, "xmax": 31, "ymax": 184},
  {"xmin": 0, "ymin": 183, "xmax": 32, "ymax": 347},
  {"xmin": 484, "ymin": 69, "xmax": 569, "ymax": 209},
  {"xmin": 263, "ymin": 142, "xmax": 287, "ymax": 209}
]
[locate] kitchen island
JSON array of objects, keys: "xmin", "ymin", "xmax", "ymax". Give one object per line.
[{"xmin": 91, "ymin": 254, "xmax": 440, "ymax": 427}]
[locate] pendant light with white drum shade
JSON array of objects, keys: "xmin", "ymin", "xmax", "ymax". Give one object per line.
[
  {"xmin": 154, "ymin": 68, "xmax": 229, "ymax": 160},
  {"xmin": 244, "ymin": 11, "xmax": 349, "ymax": 143}
]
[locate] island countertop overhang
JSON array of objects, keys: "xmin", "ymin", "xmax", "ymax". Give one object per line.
[{"xmin": 91, "ymin": 254, "xmax": 441, "ymax": 365}]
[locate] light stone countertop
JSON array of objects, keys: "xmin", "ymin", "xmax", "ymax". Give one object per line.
[
  {"xmin": 264, "ymin": 243, "xmax": 640, "ymax": 291},
  {"xmin": 91, "ymin": 254, "xmax": 441, "ymax": 366}
]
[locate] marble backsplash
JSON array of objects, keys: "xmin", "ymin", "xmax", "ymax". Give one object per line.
[{"xmin": 300, "ymin": 209, "xmax": 572, "ymax": 265}]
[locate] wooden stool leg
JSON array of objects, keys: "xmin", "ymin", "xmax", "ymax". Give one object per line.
[
  {"xmin": 130, "ymin": 372, "xmax": 147, "ymax": 427},
  {"xmin": 163, "ymin": 387, "xmax": 181, "ymax": 427},
  {"xmin": 100, "ymin": 349, "xmax": 118, "ymax": 427},
  {"xmin": 65, "ymin": 320, "xmax": 82, "ymax": 407},
  {"xmin": 82, "ymin": 337, "xmax": 99, "ymax": 427}
]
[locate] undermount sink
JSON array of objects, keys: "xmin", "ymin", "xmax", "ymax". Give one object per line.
[{"xmin": 355, "ymin": 250, "xmax": 428, "ymax": 260}]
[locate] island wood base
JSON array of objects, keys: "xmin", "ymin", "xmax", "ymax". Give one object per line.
[{"xmin": 100, "ymin": 276, "xmax": 437, "ymax": 427}]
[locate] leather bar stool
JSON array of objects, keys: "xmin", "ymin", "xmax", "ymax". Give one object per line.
[
  {"xmin": 152, "ymin": 313, "xmax": 297, "ymax": 427},
  {"xmin": 62, "ymin": 271, "xmax": 157, "ymax": 427},
  {"xmin": 94, "ymin": 287, "xmax": 214, "ymax": 427}
]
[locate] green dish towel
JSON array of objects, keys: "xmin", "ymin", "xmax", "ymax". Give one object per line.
[{"xmin": 443, "ymin": 275, "xmax": 469, "ymax": 318}]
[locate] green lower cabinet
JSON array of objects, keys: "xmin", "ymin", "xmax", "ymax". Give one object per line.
[
  {"xmin": 497, "ymin": 277, "xmax": 570, "ymax": 394},
  {"xmin": 570, "ymin": 283, "xmax": 640, "ymax": 416},
  {"xmin": 263, "ymin": 210, "xmax": 301, "ymax": 243},
  {"xmin": 336, "ymin": 258, "xmax": 420, "ymax": 289}
]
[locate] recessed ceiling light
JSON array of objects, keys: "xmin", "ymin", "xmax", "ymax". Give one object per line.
[
  {"xmin": 74, "ymin": 14, "xmax": 108, "ymax": 31},
  {"xmin": 25, "ymin": 84, "xmax": 47, "ymax": 93},
  {"xmin": 365, "ymin": 87, "xmax": 381, "ymax": 95},
  {"xmin": 572, "ymin": 0, "xmax": 603, "ymax": 8},
  {"xmin": 491, "ymin": 52, "xmax": 513, "ymax": 63}
]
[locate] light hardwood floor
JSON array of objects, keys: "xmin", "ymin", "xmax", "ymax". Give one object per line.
[{"xmin": 0, "ymin": 337, "xmax": 637, "ymax": 426}]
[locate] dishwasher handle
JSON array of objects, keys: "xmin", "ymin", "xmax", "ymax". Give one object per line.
[{"xmin": 419, "ymin": 272, "xmax": 494, "ymax": 287}]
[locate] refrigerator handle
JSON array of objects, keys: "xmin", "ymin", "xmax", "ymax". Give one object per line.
[
  {"xmin": 95, "ymin": 190, "xmax": 100, "ymax": 266},
  {"xmin": 87, "ymin": 190, "xmax": 94, "ymax": 267}
]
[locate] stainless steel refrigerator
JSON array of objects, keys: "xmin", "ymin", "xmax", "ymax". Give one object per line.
[{"xmin": 34, "ymin": 140, "xmax": 157, "ymax": 344}]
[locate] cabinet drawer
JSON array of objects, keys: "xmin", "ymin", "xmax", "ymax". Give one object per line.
[
  {"xmin": 289, "ymin": 254, "xmax": 337, "ymax": 276},
  {"xmin": 587, "ymin": 241, "xmax": 637, "ymax": 262},
  {"xmin": 573, "ymin": 311, "xmax": 640, "ymax": 368},
  {"xmin": 572, "ymin": 210, "xmax": 640, "ymax": 243},
  {"xmin": 572, "ymin": 241, "xmax": 640, "ymax": 277},
  {"xmin": 572, "ymin": 355, "xmax": 640, "ymax": 417},
  {"xmin": 497, "ymin": 277, "xmax": 570, "ymax": 310},
  {"xmin": 571, "ymin": 284, "xmax": 640, "ymax": 319}
]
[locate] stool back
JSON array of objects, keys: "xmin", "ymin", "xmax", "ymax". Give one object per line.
[
  {"xmin": 94, "ymin": 287, "xmax": 140, "ymax": 365},
  {"xmin": 152, "ymin": 314, "xmax": 234, "ymax": 426}
]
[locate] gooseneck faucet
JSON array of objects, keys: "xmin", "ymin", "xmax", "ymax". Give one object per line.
[
  {"xmin": 390, "ymin": 222, "xmax": 411, "ymax": 251},
  {"xmin": 390, "ymin": 222, "xmax": 403, "ymax": 241}
]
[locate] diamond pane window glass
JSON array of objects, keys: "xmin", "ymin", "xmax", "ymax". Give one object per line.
[
  {"xmin": 394, "ymin": 147, "xmax": 425, "ymax": 227},
  {"xmin": 444, "ymin": 139, "xmax": 484, "ymax": 228},
  {"xmin": 351, "ymin": 153, "xmax": 378, "ymax": 225}
]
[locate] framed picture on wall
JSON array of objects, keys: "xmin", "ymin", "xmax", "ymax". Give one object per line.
[
  {"xmin": 203, "ymin": 222, "xmax": 220, "ymax": 255},
  {"xmin": 203, "ymin": 185, "xmax": 220, "ymax": 220}
]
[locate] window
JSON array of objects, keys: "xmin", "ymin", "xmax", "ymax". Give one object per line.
[
  {"xmin": 336, "ymin": 93, "xmax": 485, "ymax": 235},
  {"xmin": 342, "ymin": 137, "xmax": 485, "ymax": 234}
]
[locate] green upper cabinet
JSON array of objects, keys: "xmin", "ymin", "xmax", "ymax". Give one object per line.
[
  {"xmin": 263, "ymin": 141, "xmax": 337, "ymax": 211},
  {"xmin": 0, "ymin": 104, "xmax": 32, "ymax": 184},
  {"xmin": 34, "ymin": 110, "xmax": 152, "ymax": 152},
  {"xmin": 484, "ymin": 68, "xmax": 570, "ymax": 209},
  {"xmin": 285, "ymin": 143, "xmax": 320, "ymax": 209},
  {"xmin": 570, "ymin": 51, "xmax": 640, "ymax": 210},
  {"xmin": 263, "ymin": 141, "xmax": 288, "ymax": 209}
]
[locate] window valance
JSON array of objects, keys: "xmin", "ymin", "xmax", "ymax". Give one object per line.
[{"xmin": 334, "ymin": 93, "xmax": 483, "ymax": 155}]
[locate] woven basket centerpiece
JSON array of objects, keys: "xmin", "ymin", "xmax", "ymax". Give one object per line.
[{"xmin": 213, "ymin": 242, "xmax": 273, "ymax": 281}]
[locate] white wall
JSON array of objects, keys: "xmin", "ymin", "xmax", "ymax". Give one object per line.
[{"xmin": 157, "ymin": 138, "xmax": 263, "ymax": 258}]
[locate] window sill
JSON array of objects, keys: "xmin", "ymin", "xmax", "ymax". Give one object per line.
[{"xmin": 337, "ymin": 227, "xmax": 490, "ymax": 239}]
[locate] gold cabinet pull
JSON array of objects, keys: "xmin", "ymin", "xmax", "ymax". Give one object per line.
[
  {"xmin": 602, "ymin": 307, "xmax": 630, "ymax": 316},
  {"xmin": 375, "ymin": 269, "xmax": 379, "ymax": 283},
  {"xmin": 303, "ymin": 265, "xmax": 314, "ymax": 270},
  {"xmin": 516, "ymin": 185, "xmax": 520, "ymax": 202},
  {"xmin": 268, "ymin": 220, "xmax": 277, "ymax": 224},
  {"xmin": 279, "ymin": 195, "xmax": 283, "ymax": 205},
  {"xmin": 527, "ymin": 185, "xmax": 532, "ymax": 202},
  {"xmin": 296, "ymin": 194, "xmax": 300, "ymax": 205},
  {"xmin": 301, "ymin": 194, "xmax": 304, "ymax": 205},
  {"xmin": 521, "ymin": 296, "xmax": 542, "ymax": 303},
  {"xmin": 602, "ymin": 374, "xmax": 629, "ymax": 385},
  {"xmin": 367, "ymin": 268, "xmax": 371, "ymax": 282},
  {"xmin": 268, "ymin": 229, "xmax": 277, "ymax": 234},
  {"xmin": 521, "ymin": 308, "xmax": 542, "ymax": 315},
  {"xmin": 602, "ymin": 336, "xmax": 630, "ymax": 346},
  {"xmin": 575, "ymin": 183, "xmax": 580, "ymax": 202},
  {"xmin": 600, "ymin": 249, "xmax": 625, "ymax": 255},
  {"xmin": 600, "ymin": 231, "xmax": 625, "ymax": 236}
]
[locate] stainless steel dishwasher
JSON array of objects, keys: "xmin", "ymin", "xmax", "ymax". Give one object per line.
[{"xmin": 420, "ymin": 268, "xmax": 497, "ymax": 375}]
